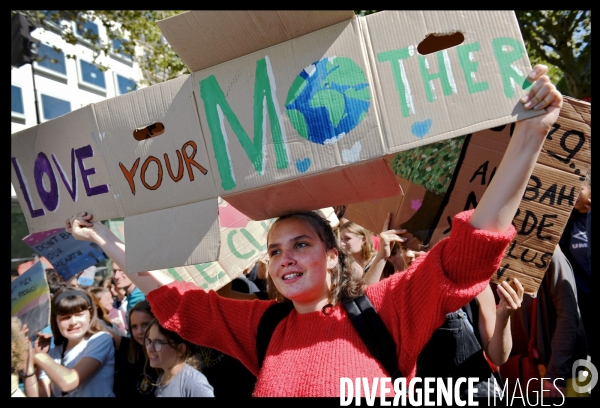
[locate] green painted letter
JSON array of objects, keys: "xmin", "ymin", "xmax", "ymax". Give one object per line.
[
  {"xmin": 491, "ymin": 37, "xmax": 531, "ymax": 98},
  {"xmin": 418, "ymin": 51, "xmax": 454, "ymax": 103},
  {"xmin": 200, "ymin": 56, "xmax": 288, "ymax": 191},
  {"xmin": 456, "ymin": 42, "xmax": 489, "ymax": 94},
  {"xmin": 377, "ymin": 48, "xmax": 413, "ymax": 118}
]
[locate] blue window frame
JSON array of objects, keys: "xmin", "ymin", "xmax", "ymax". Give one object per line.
[
  {"xmin": 112, "ymin": 38, "xmax": 133, "ymax": 60},
  {"xmin": 116, "ymin": 74, "xmax": 137, "ymax": 94},
  {"xmin": 79, "ymin": 60, "xmax": 106, "ymax": 89},
  {"xmin": 36, "ymin": 43, "xmax": 67, "ymax": 75},
  {"xmin": 41, "ymin": 94, "xmax": 71, "ymax": 121},
  {"xmin": 76, "ymin": 20, "xmax": 99, "ymax": 44},
  {"xmin": 11, "ymin": 86, "xmax": 25, "ymax": 115}
]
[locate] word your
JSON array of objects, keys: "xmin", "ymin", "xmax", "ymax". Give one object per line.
[
  {"xmin": 12, "ymin": 144, "xmax": 108, "ymax": 218},
  {"xmin": 119, "ymin": 140, "xmax": 208, "ymax": 195},
  {"xmin": 340, "ymin": 377, "xmax": 480, "ymax": 406}
]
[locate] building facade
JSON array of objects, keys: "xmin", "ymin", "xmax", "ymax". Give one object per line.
[{"xmin": 11, "ymin": 12, "xmax": 143, "ymax": 274}]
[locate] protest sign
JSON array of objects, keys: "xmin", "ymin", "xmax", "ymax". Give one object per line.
[
  {"xmin": 11, "ymin": 11, "xmax": 542, "ymax": 273},
  {"xmin": 11, "ymin": 260, "xmax": 51, "ymax": 335},
  {"xmin": 78, "ymin": 265, "xmax": 97, "ymax": 287},
  {"xmin": 345, "ymin": 96, "xmax": 591, "ymax": 295},
  {"xmin": 22, "ymin": 228, "xmax": 108, "ymax": 281}
]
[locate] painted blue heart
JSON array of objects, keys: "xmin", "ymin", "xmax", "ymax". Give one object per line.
[
  {"xmin": 296, "ymin": 157, "xmax": 311, "ymax": 173},
  {"xmin": 411, "ymin": 119, "xmax": 432, "ymax": 138}
]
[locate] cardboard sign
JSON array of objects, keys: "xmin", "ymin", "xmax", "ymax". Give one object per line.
[
  {"xmin": 345, "ymin": 96, "xmax": 591, "ymax": 295},
  {"xmin": 158, "ymin": 203, "xmax": 339, "ymax": 290},
  {"xmin": 11, "ymin": 11, "xmax": 542, "ymax": 273},
  {"xmin": 77, "ymin": 265, "xmax": 97, "ymax": 287},
  {"xmin": 22, "ymin": 228, "xmax": 108, "ymax": 281},
  {"xmin": 11, "ymin": 260, "xmax": 51, "ymax": 335}
]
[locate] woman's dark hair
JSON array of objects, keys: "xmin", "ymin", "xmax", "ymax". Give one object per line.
[
  {"xmin": 128, "ymin": 300, "xmax": 155, "ymax": 364},
  {"xmin": 50, "ymin": 287, "xmax": 107, "ymax": 346},
  {"xmin": 144, "ymin": 318, "xmax": 203, "ymax": 374},
  {"xmin": 266, "ymin": 211, "xmax": 365, "ymax": 305}
]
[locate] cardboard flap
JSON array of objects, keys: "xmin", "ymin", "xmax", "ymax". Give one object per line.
[
  {"xmin": 223, "ymin": 157, "xmax": 401, "ymax": 221},
  {"xmin": 124, "ymin": 199, "xmax": 220, "ymax": 273},
  {"xmin": 158, "ymin": 11, "xmax": 356, "ymax": 72}
]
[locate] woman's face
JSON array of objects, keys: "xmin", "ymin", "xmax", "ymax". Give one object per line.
[
  {"xmin": 340, "ymin": 229, "xmax": 365, "ymax": 257},
  {"xmin": 130, "ymin": 311, "xmax": 153, "ymax": 346},
  {"xmin": 99, "ymin": 291, "xmax": 114, "ymax": 312},
  {"xmin": 145, "ymin": 324, "xmax": 182, "ymax": 371},
  {"xmin": 57, "ymin": 309, "xmax": 91, "ymax": 342},
  {"xmin": 267, "ymin": 218, "xmax": 338, "ymax": 312},
  {"xmin": 574, "ymin": 183, "xmax": 591, "ymax": 213}
]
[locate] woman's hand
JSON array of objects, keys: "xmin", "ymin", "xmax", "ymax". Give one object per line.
[
  {"xmin": 65, "ymin": 212, "xmax": 99, "ymax": 242},
  {"xmin": 33, "ymin": 332, "xmax": 53, "ymax": 355},
  {"xmin": 377, "ymin": 213, "xmax": 407, "ymax": 259},
  {"xmin": 519, "ymin": 64, "xmax": 563, "ymax": 137},
  {"xmin": 496, "ymin": 278, "xmax": 524, "ymax": 319}
]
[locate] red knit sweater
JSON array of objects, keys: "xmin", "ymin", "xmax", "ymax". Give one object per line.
[{"xmin": 147, "ymin": 210, "xmax": 515, "ymax": 397}]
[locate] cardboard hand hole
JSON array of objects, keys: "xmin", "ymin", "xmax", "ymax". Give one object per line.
[
  {"xmin": 133, "ymin": 122, "xmax": 165, "ymax": 141},
  {"xmin": 417, "ymin": 32, "xmax": 464, "ymax": 55}
]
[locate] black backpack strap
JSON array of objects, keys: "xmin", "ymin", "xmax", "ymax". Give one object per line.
[
  {"xmin": 343, "ymin": 295, "xmax": 402, "ymax": 380},
  {"xmin": 256, "ymin": 301, "xmax": 294, "ymax": 370}
]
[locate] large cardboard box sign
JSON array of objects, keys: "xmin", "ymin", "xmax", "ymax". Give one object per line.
[
  {"xmin": 11, "ymin": 10, "xmax": 541, "ymax": 274},
  {"xmin": 345, "ymin": 96, "xmax": 591, "ymax": 295}
]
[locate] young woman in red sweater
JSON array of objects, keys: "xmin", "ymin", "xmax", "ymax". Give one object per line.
[{"xmin": 64, "ymin": 65, "xmax": 562, "ymax": 397}]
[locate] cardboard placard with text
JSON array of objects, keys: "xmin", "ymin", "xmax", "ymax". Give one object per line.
[
  {"xmin": 345, "ymin": 96, "xmax": 591, "ymax": 295},
  {"xmin": 11, "ymin": 11, "xmax": 542, "ymax": 274},
  {"xmin": 11, "ymin": 260, "xmax": 51, "ymax": 335},
  {"xmin": 22, "ymin": 228, "xmax": 108, "ymax": 281}
]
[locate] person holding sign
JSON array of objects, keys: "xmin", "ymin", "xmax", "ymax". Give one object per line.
[
  {"xmin": 65, "ymin": 65, "xmax": 562, "ymax": 397},
  {"xmin": 33, "ymin": 288, "xmax": 115, "ymax": 397}
]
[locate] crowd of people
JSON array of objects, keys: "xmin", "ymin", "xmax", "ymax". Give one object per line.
[{"xmin": 10, "ymin": 65, "xmax": 591, "ymax": 399}]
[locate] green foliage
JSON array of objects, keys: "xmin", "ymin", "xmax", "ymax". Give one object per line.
[
  {"xmin": 12, "ymin": 10, "xmax": 190, "ymax": 85},
  {"xmin": 514, "ymin": 10, "xmax": 590, "ymax": 99},
  {"xmin": 390, "ymin": 136, "xmax": 465, "ymax": 195}
]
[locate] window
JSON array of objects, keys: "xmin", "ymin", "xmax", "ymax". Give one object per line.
[
  {"xmin": 40, "ymin": 94, "xmax": 71, "ymax": 121},
  {"xmin": 11, "ymin": 85, "xmax": 25, "ymax": 119},
  {"xmin": 114, "ymin": 73, "xmax": 137, "ymax": 95},
  {"xmin": 77, "ymin": 58, "xmax": 106, "ymax": 93},
  {"xmin": 34, "ymin": 43, "xmax": 67, "ymax": 77},
  {"xmin": 111, "ymin": 38, "xmax": 133, "ymax": 62},
  {"xmin": 75, "ymin": 20, "xmax": 100, "ymax": 44}
]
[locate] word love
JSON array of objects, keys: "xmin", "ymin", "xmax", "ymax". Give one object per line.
[{"xmin": 11, "ymin": 144, "xmax": 108, "ymax": 219}]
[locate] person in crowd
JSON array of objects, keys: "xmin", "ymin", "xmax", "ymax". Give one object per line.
[
  {"xmin": 339, "ymin": 220, "xmax": 377, "ymax": 277},
  {"xmin": 11, "ymin": 317, "xmax": 38, "ymax": 397},
  {"xmin": 367, "ymin": 213, "xmax": 523, "ymax": 398},
  {"xmin": 65, "ymin": 65, "xmax": 561, "ymax": 397},
  {"xmin": 45, "ymin": 269, "xmax": 66, "ymax": 298},
  {"xmin": 33, "ymin": 287, "xmax": 115, "ymax": 397},
  {"xmin": 112, "ymin": 300, "xmax": 159, "ymax": 398},
  {"xmin": 144, "ymin": 318, "xmax": 214, "ymax": 397},
  {"xmin": 65, "ymin": 271, "xmax": 81, "ymax": 288},
  {"xmin": 506, "ymin": 245, "xmax": 588, "ymax": 397},
  {"xmin": 559, "ymin": 170, "xmax": 592, "ymax": 358},
  {"xmin": 111, "ymin": 262, "xmax": 146, "ymax": 314},
  {"xmin": 88, "ymin": 287, "xmax": 127, "ymax": 336}
]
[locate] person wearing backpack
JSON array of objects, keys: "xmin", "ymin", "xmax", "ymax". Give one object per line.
[{"xmin": 65, "ymin": 65, "xmax": 561, "ymax": 397}]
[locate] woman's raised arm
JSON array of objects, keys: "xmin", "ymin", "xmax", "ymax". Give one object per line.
[
  {"xmin": 66, "ymin": 213, "xmax": 174, "ymax": 295},
  {"xmin": 470, "ymin": 64, "xmax": 563, "ymax": 233}
]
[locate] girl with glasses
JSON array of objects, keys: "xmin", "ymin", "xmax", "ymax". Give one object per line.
[{"xmin": 143, "ymin": 319, "xmax": 214, "ymax": 397}]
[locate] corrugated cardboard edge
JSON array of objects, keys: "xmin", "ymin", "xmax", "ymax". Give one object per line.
[{"xmin": 158, "ymin": 10, "xmax": 356, "ymax": 72}]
